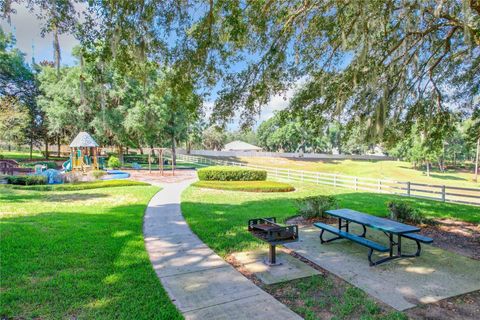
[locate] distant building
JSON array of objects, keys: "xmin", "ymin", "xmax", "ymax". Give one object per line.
[{"xmin": 223, "ymin": 141, "xmax": 263, "ymax": 152}]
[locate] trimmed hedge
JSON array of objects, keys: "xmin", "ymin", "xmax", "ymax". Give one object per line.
[
  {"xmin": 197, "ymin": 166, "xmax": 267, "ymax": 181},
  {"xmin": 6, "ymin": 175, "xmax": 47, "ymax": 185},
  {"xmin": 9, "ymin": 180, "xmax": 150, "ymax": 191},
  {"xmin": 192, "ymin": 180, "xmax": 295, "ymax": 192}
]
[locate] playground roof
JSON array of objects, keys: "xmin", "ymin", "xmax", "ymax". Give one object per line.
[{"xmin": 70, "ymin": 132, "xmax": 99, "ymax": 148}]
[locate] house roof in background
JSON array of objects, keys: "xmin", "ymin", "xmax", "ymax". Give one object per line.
[
  {"xmin": 223, "ymin": 140, "xmax": 262, "ymax": 151},
  {"xmin": 69, "ymin": 132, "xmax": 99, "ymax": 147}
]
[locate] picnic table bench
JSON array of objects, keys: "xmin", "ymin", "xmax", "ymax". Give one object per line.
[{"xmin": 314, "ymin": 209, "xmax": 433, "ymax": 266}]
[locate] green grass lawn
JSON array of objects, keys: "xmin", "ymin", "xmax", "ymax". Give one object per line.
[
  {"xmin": 215, "ymin": 157, "xmax": 479, "ymax": 188},
  {"xmin": 181, "ymin": 181, "xmax": 480, "ymax": 257},
  {"xmin": 0, "ymin": 185, "xmax": 182, "ymax": 319},
  {"xmin": 0, "ymin": 150, "xmax": 45, "ymax": 160}
]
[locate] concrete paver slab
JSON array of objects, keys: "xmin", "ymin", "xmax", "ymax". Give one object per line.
[
  {"xmin": 232, "ymin": 249, "xmax": 320, "ymax": 285},
  {"xmin": 184, "ymin": 294, "xmax": 303, "ymax": 320},
  {"xmin": 285, "ymin": 224, "xmax": 480, "ymax": 311},
  {"xmin": 161, "ymin": 265, "xmax": 263, "ymax": 312}
]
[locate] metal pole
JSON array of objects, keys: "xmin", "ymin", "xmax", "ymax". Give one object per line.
[{"xmin": 269, "ymin": 244, "xmax": 276, "ymax": 265}]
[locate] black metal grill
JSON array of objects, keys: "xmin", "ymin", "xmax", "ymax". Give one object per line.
[{"xmin": 248, "ymin": 217, "xmax": 298, "ymax": 265}]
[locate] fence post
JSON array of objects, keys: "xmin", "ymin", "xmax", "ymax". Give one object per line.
[
  {"xmin": 288, "ymin": 169, "xmax": 291, "ymax": 180},
  {"xmin": 316, "ymin": 172, "xmax": 319, "ymax": 184},
  {"xmin": 333, "ymin": 174, "xmax": 337, "ymax": 187},
  {"xmin": 377, "ymin": 180, "xmax": 381, "ymax": 192},
  {"xmin": 407, "ymin": 182, "xmax": 411, "ymax": 197},
  {"xmin": 301, "ymin": 171, "xmax": 304, "ymax": 181},
  {"xmin": 441, "ymin": 185, "xmax": 446, "ymax": 202},
  {"xmin": 354, "ymin": 177, "xmax": 358, "ymax": 191}
]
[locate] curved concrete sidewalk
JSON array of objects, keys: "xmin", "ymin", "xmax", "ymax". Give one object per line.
[{"xmin": 144, "ymin": 180, "xmax": 302, "ymax": 320}]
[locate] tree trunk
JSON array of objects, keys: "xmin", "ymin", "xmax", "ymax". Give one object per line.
[
  {"xmin": 44, "ymin": 137, "xmax": 49, "ymax": 160},
  {"xmin": 53, "ymin": 23, "xmax": 61, "ymax": 77},
  {"xmin": 171, "ymin": 135, "xmax": 176, "ymax": 176},
  {"xmin": 474, "ymin": 138, "xmax": 479, "ymax": 182},
  {"xmin": 118, "ymin": 145, "xmax": 124, "ymax": 164},
  {"xmin": 171, "ymin": 136, "xmax": 177, "ymax": 165},
  {"xmin": 57, "ymin": 135, "xmax": 61, "ymax": 157},
  {"xmin": 426, "ymin": 161, "xmax": 430, "ymax": 176},
  {"xmin": 29, "ymin": 135, "xmax": 33, "ymax": 160},
  {"xmin": 7, "ymin": 144, "xmax": 11, "ymax": 152},
  {"xmin": 139, "ymin": 147, "xmax": 143, "ymax": 155}
]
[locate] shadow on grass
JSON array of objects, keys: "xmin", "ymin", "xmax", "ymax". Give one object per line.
[
  {"xmin": 428, "ymin": 174, "xmax": 467, "ymax": 181},
  {"xmin": 0, "ymin": 203, "xmax": 182, "ymax": 319}
]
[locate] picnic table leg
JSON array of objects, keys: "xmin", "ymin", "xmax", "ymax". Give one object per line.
[
  {"xmin": 389, "ymin": 233, "xmax": 393, "ymax": 257},
  {"xmin": 397, "ymin": 235, "xmax": 402, "ymax": 256}
]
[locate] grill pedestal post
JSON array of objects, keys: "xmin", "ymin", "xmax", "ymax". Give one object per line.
[{"xmin": 264, "ymin": 244, "xmax": 282, "ymax": 266}]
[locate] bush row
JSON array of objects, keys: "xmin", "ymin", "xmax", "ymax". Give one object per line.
[
  {"xmin": 197, "ymin": 166, "xmax": 267, "ymax": 181},
  {"xmin": 6, "ymin": 175, "xmax": 47, "ymax": 185}
]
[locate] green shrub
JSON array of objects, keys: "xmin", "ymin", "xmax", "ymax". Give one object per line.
[
  {"xmin": 107, "ymin": 156, "xmax": 121, "ymax": 169},
  {"xmin": 387, "ymin": 200, "xmax": 424, "ymax": 224},
  {"xmin": 6, "ymin": 175, "xmax": 47, "ymax": 185},
  {"xmin": 296, "ymin": 195, "xmax": 338, "ymax": 219},
  {"xmin": 197, "ymin": 166, "xmax": 267, "ymax": 181},
  {"xmin": 92, "ymin": 170, "xmax": 107, "ymax": 179},
  {"xmin": 192, "ymin": 180, "xmax": 295, "ymax": 192}
]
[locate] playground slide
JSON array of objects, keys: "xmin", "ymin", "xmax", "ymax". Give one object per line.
[{"xmin": 63, "ymin": 159, "xmax": 72, "ymax": 172}]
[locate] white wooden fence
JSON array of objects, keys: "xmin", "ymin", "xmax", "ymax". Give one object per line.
[{"xmin": 172, "ymin": 152, "xmax": 480, "ymax": 206}]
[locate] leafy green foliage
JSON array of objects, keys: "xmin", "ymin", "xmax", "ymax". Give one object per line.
[
  {"xmin": 192, "ymin": 180, "xmax": 294, "ymax": 192},
  {"xmin": 197, "ymin": 166, "xmax": 267, "ymax": 181},
  {"xmin": 107, "ymin": 156, "xmax": 121, "ymax": 169},
  {"xmin": 202, "ymin": 125, "xmax": 226, "ymax": 150},
  {"xmin": 296, "ymin": 195, "xmax": 338, "ymax": 219},
  {"xmin": 387, "ymin": 200, "xmax": 424, "ymax": 224},
  {"xmin": 6, "ymin": 175, "xmax": 47, "ymax": 185}
]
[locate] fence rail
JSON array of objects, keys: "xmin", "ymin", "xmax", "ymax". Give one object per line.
[{"xmin": 172, "ymin": 152, "xmax": 480, "ymax": 206}]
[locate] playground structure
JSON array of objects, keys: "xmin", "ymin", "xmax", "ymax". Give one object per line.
[{"xmin": 63, "ymin": 132, "xmax": 101, "ymax": 173}]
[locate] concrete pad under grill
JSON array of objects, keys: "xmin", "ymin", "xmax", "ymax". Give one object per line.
[
  {"xmin": 285, "ymin": 224, "xmax": 480, "ymax": 311},
  {"xmin": 231, "ymin": 249, "xmax": 320, "ymax": 285}
]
